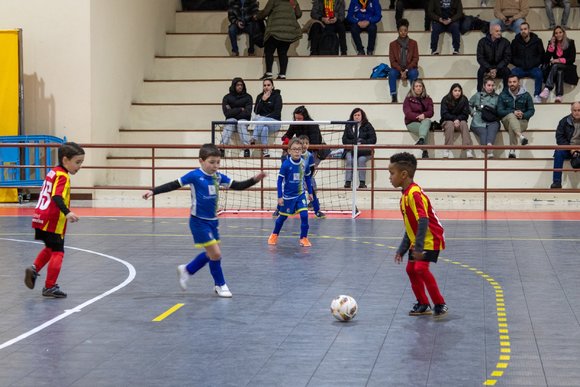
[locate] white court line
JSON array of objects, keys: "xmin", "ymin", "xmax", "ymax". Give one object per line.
[{"xmin": 0, "ymin": 238, "xmax": 136, "ymax": 350}]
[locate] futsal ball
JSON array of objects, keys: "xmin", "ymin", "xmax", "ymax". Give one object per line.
[{"xmin": 330, "ymin": 295, "xmax": 358, "ymax": 322}]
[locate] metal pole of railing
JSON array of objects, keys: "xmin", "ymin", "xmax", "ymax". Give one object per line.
[
  {"xmin": 151, "ymin": 147, "xmax": 156, "ymax": 209},
  {"xmin": 483, "ymin": 147, "xmax": 488, "ymax": 212},
  {"xmin": 260, "ymin": 151, "xmax": 264, "ymax": 210},
  {"xmin": 371, "ymin": 151, "xmax": 375, "ymax": 210},
  {"xmin": 352, "ymin": 144, "xmax": 358, "ymax": 218}
]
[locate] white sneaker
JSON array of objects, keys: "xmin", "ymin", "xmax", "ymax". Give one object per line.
[
  {"xmin": 487, "ymin": 150, "xmax": 494, "ymax": 158},
  {"xmin": 214, "ymin": 284, "xmax": 232, "ymax": 298},
  {"xmin": 442, "ymin": 150, "xmax": 452, "ymax": 158},
  {"xmin": 466, "ymin": 150, "xmax": 475, "ymax": 159},
  {"xmin": 177, "ymin": 265, "xmax": 189, "ymax": 291},
  {"xmin": 533, "ymin": 95, "xmax": 542, "ymax": 104}
]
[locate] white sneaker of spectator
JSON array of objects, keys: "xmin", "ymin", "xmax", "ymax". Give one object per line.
[
  {"xmin": 466, "ymin": 150, "xmax": 475, "ymax": 159},
  {"xmin": 442, "ymin": 150, "xmax": 453, "ymax": 158}
]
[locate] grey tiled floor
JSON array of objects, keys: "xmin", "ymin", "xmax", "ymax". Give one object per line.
[{"xmin": 0, "ymin": 216, "xmax": 579, "ymax": 386}]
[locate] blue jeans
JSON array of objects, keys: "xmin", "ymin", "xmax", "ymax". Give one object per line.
[
  {"xmin": 388, "ymin": 67, "xmax": 419, "ymax": 95},
  {"xmin": 251, "ymin": 116, "xmax": 281, "ymax": 145},
  {"xmin": 471, "ymin": 122, "xmax": 500, "ymax": 146},
  {"xmin": 430, "ymin": 21, "xmax": 460, "ymax": 52},
  {"xmin": 228, "ymin": 22, "xmax": 255, "ymax": 54},
  {"xmin": 350, "ymin": 23, "xmax": 378, "ymax": 53},
  {"xmin": 510, "ymin": 67, "xmax": 543, "ymax": 96},
  {"xmin": 552, "ymin": 149, "xmax": 572, "ymax": 183},
  {"xmin": 345, "ymin": 152, "xmax": 371, "ymax": 183},
  {"xmin": 492, "ymin": 18, "xmax": 525, "ymax": 34},
  {"xmin": 545, "ymin": 0, "xmax": 570, "ymax": 28},
  {"xmin": 222, "ymin": 118, "xmax": 250, "ymax": 145}
]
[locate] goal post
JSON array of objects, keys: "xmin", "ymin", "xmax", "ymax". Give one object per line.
[{"xmin": 211, "ymin": 120, "xmax": 371, "ymax": 218}]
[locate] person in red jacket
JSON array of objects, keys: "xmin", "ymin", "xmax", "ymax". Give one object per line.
[
  {"xmin": 403, "ymin": 79, "xmax": 434, "ymax": 158},
  {"xmin": 24, "ymin": 142, "xmax": 85, "ymax": 298}
]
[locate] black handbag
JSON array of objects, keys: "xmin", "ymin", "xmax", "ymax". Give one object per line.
[
  {"xmin": 481, "ymin": 105, "xmax": 499, "ymax": 122},
  {"xmin": 571, "ymin": 151, "xmax": 580, "ymax": 169}
]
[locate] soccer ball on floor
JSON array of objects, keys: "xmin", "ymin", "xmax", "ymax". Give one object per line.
[{"xmin": 330, "ymin": 295, "xmax": 358, "ymax": 322}]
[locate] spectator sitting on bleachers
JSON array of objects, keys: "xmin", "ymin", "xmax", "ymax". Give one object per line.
[
  {"xmin": 440, "ymin": 83, "xmax": 473, "ymax": 159},
  {"xmin": 497, "ymin": 74, "xmax": 535, "ymax": 158},
  {"xmin": 221, "ymin": 77, "xmax": 253, "ymax": 157},
  {"xmin": 469, "ymin": 77, "xmax": 501, "ymax": 158},
  {"xmin": 310, "ymin": 0, "xmax": 347, "ymax": 55},
  {"xmin": 395, "ymin": 0, "xmax": 431, "ymax": 32},
  {"xmin": 257, "ymin": 0, "xmax": 302, "ymax": 80},
  {"xmin": 281, "ymin": 105, "xmax": 323, "ymax": 158},
  {"xmin": 492, "ymin": 0, "xmax": 528, "ymax": 34},
  {"xmin": 545, "ymin": 0, "xmax": 570, "ymax": 30},
  {"xmin": 403, "ymin": 79, "xmax": 434, "ymax": 159},
  {"xmin": 427, "ymin": 0, "xmax": 463, "ymax": 55},
  {"xmin": 388, "ymin": 19, "xmax": 419, "ymax": 103},
  {"xmin": 551, "ymin": 101, "xmax": 580, "ymax": 189},
  {"xmin": 342, "ymin": 107, "xmax": 377, "ymax": 188},
  {"xmin": 539, "ymin": 26, "xmax": 579, "ymax": 104},
  {"xmin": 347, "ymin": 0, "xmax": 382, "ymax": 56},
  {"xmin": 251, "ymin": 78, "xmax": 283, "ymax": 158},
  {"xmin": 510, "ymin": 22, "xmax": 545, "ymax": 104},
  {"xmin": 476, "ymin": 21, "xmax": 511, "ymax": 92},
  {"xmin": 227, "ymin": 0, "xmax": 259, "ymax": 56}
]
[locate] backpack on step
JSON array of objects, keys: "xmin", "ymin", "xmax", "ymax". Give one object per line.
[
  {"xmin": 318, "ymin": 29, "xmax": 339, "ymax": 55},
  {"xmin": 370, "ymin": 63, "xmax": 390, "ymax": 79}
]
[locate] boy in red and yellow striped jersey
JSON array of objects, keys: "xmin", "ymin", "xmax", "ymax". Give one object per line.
[
  {"xmin": 389, "ymin": 152, "xmax": 448, "ymax": 318},
  {"xmin": 24, "ymin": 142, "xmax": 85, "ymax": 298}
]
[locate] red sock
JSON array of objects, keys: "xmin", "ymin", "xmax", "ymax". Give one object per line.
[
  {"xmin": 406, "ymin": 261, "xmax": 429, "ymax": 305},
  {"xmin": 415, "ymin": 261, "xmax": 445, "ymax": 305},
  {"xmin": 33, "ymin": 248, "xmax": 53, "ymax": 271},
  {"xmin": 45, "ymin": 252, "xmax": 64, "ymax": 289}
]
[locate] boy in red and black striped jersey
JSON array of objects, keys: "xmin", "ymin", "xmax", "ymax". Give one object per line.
[
  {"xmin": 389, "ymin": 152, "xmax": 448, "ymax": 318},
  {"xmin": 24, "ymin": 142, "xmax": 85, "ymax": 298}
]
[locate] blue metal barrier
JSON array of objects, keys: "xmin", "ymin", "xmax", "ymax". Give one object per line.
[{"xmin": 0, "ymin": 135, "xmax": 66, "ymax": 187}]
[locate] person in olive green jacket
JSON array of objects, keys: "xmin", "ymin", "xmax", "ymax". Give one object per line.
[{"xmin": 258, "ymin": 0, "xmax": 302, "ymax": 80}]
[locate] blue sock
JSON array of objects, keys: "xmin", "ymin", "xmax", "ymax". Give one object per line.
[
  {"xmin": 186, "ymin": 252, "xmax": 209, "ymax": 275},
  {"xmin": 273, "ymin": 215, "xmax": 287, "ymax": 235},
  {"xmin": 300, "ymin": 211, "xmax": 309, "ymax": 238},
  {"xmin": 312, "ymin": 194, "xmax": 320, "ymax": 213},
  {"xmin": 209, "ymin": 259, "xmax": 225, "ymax": 286}
]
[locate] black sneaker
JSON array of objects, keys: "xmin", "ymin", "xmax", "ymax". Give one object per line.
[
  {"xmin": 24, "ymin": 265, "xmax": 38, "ymax": 289},
  {"xmin": 551, "ymin": 181, "xmax": 562, "ymax": 189},
  {"xmin": 244, "ymin": 149, "xmax": 250, "ymax": 158},
  {"xmin": 42, "ymin": 285, "xmax": 67, "ymax": 298},
  {"xmin": 416, "ymin": 138, "xmax": 425, "ymax": 145},
  {"xmin": 344, "ymin": 181, "xmax": 351, "ymax": 189},
  {"xmin": 433, "ymin": 303, "xmax": 448, "ymax": 318},
  {"xmin": 358, "ymin": 181, "xmax": 367, "ymax": 189},
  {"xmin": 391, "ymin": 95, "xmax": 398, "ymax": 103},
  {"xmin": 422, "ymin": 150, "xmax": 429, "ymax": 159},
  {"xmin": 409, "ymin": 302, "xmax": 432, "ymax": 316}
]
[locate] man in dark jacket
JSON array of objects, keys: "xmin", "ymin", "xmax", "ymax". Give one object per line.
[
  {"xmin": 551, "ymin": 102, "xmax": 580, "ymax": 188},
  {"xmin": 221, "ymin": 77, "xmax": 253, "ymax": 157},
  {"xmin": 227, "ymin": 0, "xmax": 259, "ymax": 56},
  {"xmin": 497, "ymin": 74, "xmax": 534, "ymax": 158},
  {"xmin": 476, "ymin": 21, "xmax": 511, "ymax": 92},
  {"xmin": 428, "ymin": 0, "xmax": 464, "ymax": 55},
  {"xmin": 510, "ymin": 22, "xmax": 545, "ymax": 103},
  {"xmin": 310, "ymin": 0, "xmax": 347, "ymax": 55}
]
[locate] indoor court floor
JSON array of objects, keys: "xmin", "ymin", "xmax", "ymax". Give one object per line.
[{"xmin": 0, "ymin": 208, "xmax": 579, "ymax": 387}]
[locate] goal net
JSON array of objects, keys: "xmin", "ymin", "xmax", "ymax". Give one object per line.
[{"xmin": 212, "ymin": 120, "xmax": 360, "ymax": 216}]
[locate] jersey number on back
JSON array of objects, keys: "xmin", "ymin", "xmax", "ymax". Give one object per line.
[{"xmin": 36, "ymin": 181, "xmax": 53, "ymax": 211}]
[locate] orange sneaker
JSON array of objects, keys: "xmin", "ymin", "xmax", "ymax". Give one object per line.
[
  {"xmin": 299, "ymin": 237, "xmax": 312, "ymax": 247},
  {"xmin": 268, "ymin": 233, "xmax": 279, "ymax": 245}
]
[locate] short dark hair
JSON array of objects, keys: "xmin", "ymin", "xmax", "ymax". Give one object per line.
[
  {"xmin": 397, "ymin": 18, "xmax": 409, "ymax": 30},
  {"xmin": 199, "ymin": 143, "xmax": 221, "ymax": 160},
  {"xmin": 390, "ymin": 152, "xmax": 417, "ymax": 178},
  {"xmin": 58, "ymin": 142, "xmax": 85, "ymax": 165},
  {"xmin": 507, "ymin": 74, "xmax": 519, "ymax": 81},
  {"xmin": 298, "ymin": 135, "xmax": 310, "ymax": 143}
]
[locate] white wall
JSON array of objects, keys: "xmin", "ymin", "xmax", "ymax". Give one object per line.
[{"xmin": 0, "ymin": 0, "xmax": 179, "ymax": 186}]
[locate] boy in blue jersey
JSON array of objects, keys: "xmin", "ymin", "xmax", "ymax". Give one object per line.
[
  {"xmin": 143, "ymin": 143, "xmax": 265, "ymax": 297},
  {"xmin": 268, "ymin": 138, "xmax": 314, "ymax": 247}
]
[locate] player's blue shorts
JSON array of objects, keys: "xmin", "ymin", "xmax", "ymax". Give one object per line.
[
  {"xmin": 189, "ymin": 216, "xmax": 220, "ymax": 247},
  {"xmin": 277, "ymin": 193, "xmax": 308, "ymax": 216}
]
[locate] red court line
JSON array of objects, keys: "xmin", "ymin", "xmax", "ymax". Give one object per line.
[{"xmin": 1, "ymin": 208, "xmax": 579, "ymax": 221}]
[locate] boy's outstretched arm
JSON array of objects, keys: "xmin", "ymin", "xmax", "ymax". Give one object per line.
[
  {"xmin": 395, "ymin": 233, "xmax": 410, "ymax": 264},
  {"xmin": 230, "ymin": 172, "xmax": 266, "ymax": 190},
  {"xmin": 142, "ymin": 180, "xmax": 181, "ymax": 199}
]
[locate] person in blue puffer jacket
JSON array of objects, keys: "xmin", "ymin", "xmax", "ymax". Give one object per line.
[{"xmin": 346, "ymin": 0, "xmax": 382, "ymax": 56}]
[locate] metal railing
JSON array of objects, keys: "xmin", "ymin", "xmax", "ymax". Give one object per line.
[{"xmin": 0, "ymin": 142, "xmax": 578, "ymax": 212}]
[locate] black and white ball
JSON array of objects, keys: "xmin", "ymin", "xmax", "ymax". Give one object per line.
[{"xmin": 330, "ymin": 295, "xmax": 358, "ymax": 322}]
